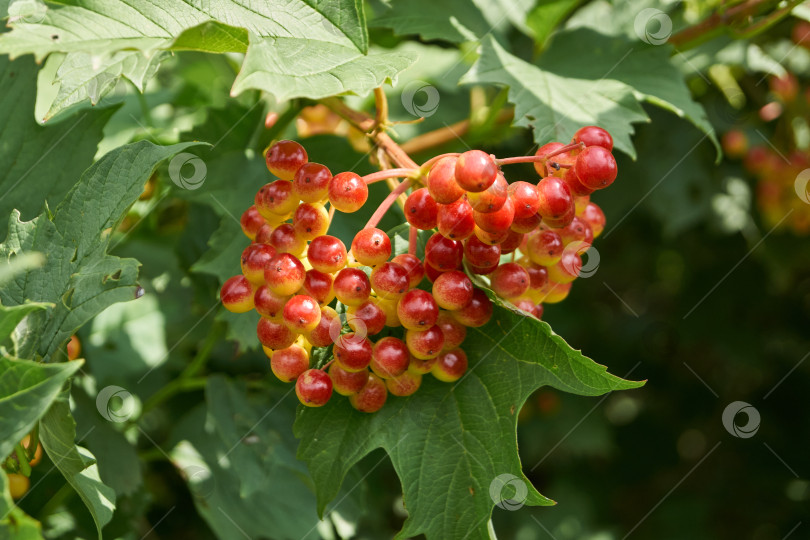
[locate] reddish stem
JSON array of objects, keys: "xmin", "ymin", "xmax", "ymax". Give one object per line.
[
  {"xmin": 365, "ymin": 179, "xmax": 412, "ymax": 229},
  {"xmin": 408, "ymin": 226, "xmax": 417, "ymax": 256},
  {"xmin": 420, "ymin": 153, "xmax": 461, "ymax": 173},
  {"xmin": 362, "ymin": 168, "xmax": 419, "ymax": 184}
]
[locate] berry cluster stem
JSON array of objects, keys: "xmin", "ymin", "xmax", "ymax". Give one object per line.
[
  {"xmin": 365, "ymin": 179, "xmax": 412, "ymax": 229},
  {"xmin": 494, "ymin": 142, "xmax": 584, "ymax": 166},
  {"xmin": 362, "ymin": 168, "xmax": 420, "ymax": 184},
  {"xmin": 408, "ymin": 226, "xmax": 418, "ymax": 256}
]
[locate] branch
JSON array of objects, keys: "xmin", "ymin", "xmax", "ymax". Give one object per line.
[{"xmin": 668, "ymin": 0, "xmax": 792, "ymax": 47}]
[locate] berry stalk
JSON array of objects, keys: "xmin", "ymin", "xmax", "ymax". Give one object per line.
[
  {"xmin": 362, "ymin": 168, "xmax": 420, "ymax": 184},
  {"xmin": 365, "ymin": 179, "xmax": 413, "ymax": 229},
  {"xmin": 495, "ymin": 142, "xmax": 583, "ymax": 166}
]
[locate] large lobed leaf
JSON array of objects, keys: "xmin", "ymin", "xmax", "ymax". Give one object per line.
[{"xmin": 294, "ymin": 304, "xmax": 643, "ymax": 539}]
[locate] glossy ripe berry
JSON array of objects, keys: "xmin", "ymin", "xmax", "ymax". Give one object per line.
[
  {"xmin": 296, "ymin": 369, "xmax": 332, "ymax": 407},
  {"xmin": 349, "ymin": 373, "xmax": 387, "ymax": 413},
  {"xmin": 455, "ymin": 150, "xmax": 498, "ymax": 192},
  {"xmin": 467, "ymin": 174, "xmax": 508, "ymax": 213},
  {"xmin": 386, "ymin": 371, "xmax": 422, "ymax": 396},
  {"xmin": 240, "ymin": 206, "xmax": 266, "ymax": 240},
  {"xmin": 347, "ymin": 300, "xmax": 387, "ymax": 336},
  {"xmin": 283, "ymin": 295, "xmax": 321, "ymax": 332},
  {"xmin": 256, "ymin": 180, "xmax": 298, "ymax": 217},
  {"xmin": 221, "ymin": 275, "xmax": 255, "ymax": 313},
  {"xmin": 468, "ymin": 260, "xmax": 499, "ymax": 275},
  {"xmin": 371, "ymin": 337, "xmax": 410, "ymax": 378},
  {"xmin": 500, "ymin": 230, "xmax": 524, "ymax": 254},
  {"xmin": 292, "ymin": 162, "xmax": 332, "ymax": 202},
  {"xmin": 533, "ymin": 142, "xmax": 578, "ymax": 176},
  {"xmin": 537, "ymin": 280, "xmax": 572, "ymax": 304},
  {"xmin": 581, "ymin": 202, "xmax": 606, "ymax": 238},
  {"xmin": 67, "ymin": 335, "xmax": 81, "ymax": 361},
  {"xmin": 254, "ymin": 223, "xmax": 274, "ymax": 245},
  {"xmin": 559, "ymin": 216, "xmax": 593, "ymax": 247},
  {"xmin": 437, "ymin": 198, "xmax": 475, "ymax": 240},
  {"xmin": 527, "ymin": 229, "xmax": 564, "ymax": 266},
  {"xmin": 536, "ymin": 176, "xmax": 574, "ymax": 220},
  {"xmin": 351, "ymin": 228, "xmax": 391, "ymax": 266},
  {"xmin": 426, "ymin": 156, "xmax": 464, "ymax": 204},
  {"xmin": 254, "ymin": 285, "xmax": 288, "ymax": 320},
  {"xmin": 437, "ymin": 311, "xmax": 466, "ymax": 350},
  {"xmin": 432, "ymin": 348, "xmax": 468, "ymax": 382},
  {"xmin": 573, "ymin": 126, "xmax": 613, "ymax": 151},
  {"xmin": 405, "ymin": 325, "xmax": 445, "ymax": 359},
  {"xmin": 329, "ymin": 171, "xmax": 369, "ymax": 213},
  {"xmin": 307, "ymin": 306, "xmax": 339, "ymax": 347},
  {"xmin": 522, "ymin": 261, "xmax": 549, "ymax": 291},
  {"xmin": 575, "ymin": 146, "xmax": 617, "ymax": 189},
  {"xmin": 425, "ymin": 233, "xmax": 463, "ymax": 270},
  {"xmin": 375, "ymin": 297, "xmax": 401, "ymax": 327},
  {"xmin": 240, "ymin": 243, "xmax": 276, "ymax": 284},
  {"xmin": 474, "ymin": 225, "xmax": 509, "ymax": 245},
  {"xmin": 464, "ymin": 236, "xmax": 501, "ymax": 268},
  {"xmin": 257, "ymin": 318, "xmax": 296, "ymax": 350},
  {"xmin": 432, "ymin": 270, "xmax": 473, "ymax": 310},
  {"xmin": 547, "ymin": 251, "xmax": 581, "ymax": 284},
  {"xmin": 510, "ymin": 211, "xmax": 542, "ymax": 234},
  {"xmin": 266, "ymin": 140, "xmax": 307, "ymax": 180},
  {"xmin": 301, "ymin": 269, "xmax": 334, "ymax": 305},
  {"xmin": 408, "ymin": 354, "xmax": 437, "ymax": 375},
  {"xmin": 473, "ymin": 197, "xmax": 514, "ymax": 234},
  {"xmin": 334, "ymin": 333, "xmax": 373, "ymax": 371},
  {"xmin": 370, "ymin": 262, "xmax": 409, "ymax": 300},
  {"xmin": 561, "ymin": 167, "xmax": 594, "ymax": 197},
  {"xmin": 404, "ymin": 188, "xmax": 439, "ymax": 230},
  {"xmin": 264, "ymin": 253, "xmax": 306, "ymax": 296},
  {"xmin": 293, "ymin": 203, "xmax": 329, "ymax": 240},
  {"xmin": 329, "ymin": 363, "xmax": 369, "ymax": 396},
  {"xmin": 543, "ymin": 204, "xmax": 576, "ymax": 228},
  {"xmin": 269, "ymin": 223, "xmax": 306, "ymax": 256},
  {"xmin": 490, "ymin": 262, "xmax": 530, "ymax": 299},
  {"xmin": 423, "ymin": 260, "xmax": 445, "ymax": 283},
  {"xmin": 392, "ymin": 253, "xmax": 425, "ymax": 288},
  {"xmin": 508, "ymin": 181, "xmax": 541, "ymax": 219},
  {"xmin": 270, "ymin": 345, "xmax": 310, "ymax": 382},
  {"xmin": 333, "ymin": 268, "xmax": 371, "ymax": 306},
  {"xmin": 397, "ymin": 289, "xmax": 439, "ymax": 330},
  {"xmin": 452, "ymin": 288, "xmax": 493, "ymax": 327},
  {"xmin": 307, "ymin": 235, "xmax": 347, "ymax": 274}
]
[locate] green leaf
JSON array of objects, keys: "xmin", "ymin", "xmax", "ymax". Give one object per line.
[
  {"xmin": 461, "ymin": 30, "xmax": 718, "ymax": 158},
  {"xmin": 294, "ymin": 305, "xmax": 643, "ymax": 539},
  {"xmin": 170, "ymin": 21, "xmax": 249, "ymax": 53},
  {"xmin": 0, "ymin": 302, "xmax": 51, "ymax": 345},
  {"xmin": 0, "ymin": 357, "xmax": 81, "ymax": 461},
  {"xmin": 0, "ymin": 140, "xmax": 205, "ymax": 362},
  {"xmin": 231, "ymin": 36, "xmax": 415, "ymax": 101},
  {"xmin": 39, "ymin": 388, "xmax": 116, "ymax": 539},
  {"xmin": 526, "ymin": 0, "xmax": 580, "ymax": 46},
  {"xmin": 0, "ymin": 55, "xmax": 113, "ymax": 238}
]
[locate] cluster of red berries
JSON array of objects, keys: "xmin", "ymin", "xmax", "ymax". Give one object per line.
[{"xmin": 221, "ymin": 126, "xmax": 617, "ymax": 412}]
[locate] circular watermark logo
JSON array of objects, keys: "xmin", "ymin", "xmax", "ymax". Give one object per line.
[
  {"xmin": 561, "ymin": 241, "xmax": 600, "ymax": 278},
  {"xmin": 722, "ymin": 401, "xmax": 760, "ymax": 439},
  {"xmin": 96, "ymin": 385, "xmax": 137, "ymax": 423},
  {"xmin": 401, "ymin": 80, "xmax": 440, "ymax": 118},
  {"xmin": 8, "ymin": 0, "xmax": 47, "ymax": 24},
  {"xmin": 489, "ymin": 473, "xmax": 528, "ymax": 511},
  {"xmin": 329, "ymin": 312, "xmax": 368, "ymax": 344},
  {"xmin": 794, "ymin": 169, "xmax": 810, "ymax": 204},
  {"xmin": 168, "ymin": 152, "xmax": 207, "ymax": 190},
  {"xmin": 634, "ymin": 8, "xmax": 672, "ymax": 45}
]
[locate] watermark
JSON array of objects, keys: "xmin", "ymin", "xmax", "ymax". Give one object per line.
[
  {"xmin": 794, "ymin": 168, "xmax": 810, "ymax": 204},
  {"xmin": 634, "ymin": 8, "xmax": 672, "ymax": 45},
  {"xmin": 168, "ymin": 152, "xmax": 207, "ymax": 190},
  {"xmin": 181, "ymin": 465, "xmax": 216, "ymax": 500},
  {"xmin": 561, "ymin": 241, "xmax": 600, "ymax": 278},
  {"xmin": 401, "ymin": 80, "xmax": 440, "ymax": 118},
  {"xmin": 489, "ymin": 473, "xmax": 528, "ymax": 511},
  {"xmin": 722, "ymin": 401, "xmax": 760, "ymax": 439},
  {"xmin": 96, "ymin": 385, "xmax": 137, "ymax": 423},
  {"xmin": 8, "ymin": 0, "xmax": 47, "ymax": 24},
  {"xmin": 329, "ymin": 312, "xmax": 368, "ymax": 344}
]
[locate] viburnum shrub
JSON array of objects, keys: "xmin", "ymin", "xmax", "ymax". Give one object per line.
[{"xmin": 222, "ymin": 120, "xmax": 618, "ymax": 410}]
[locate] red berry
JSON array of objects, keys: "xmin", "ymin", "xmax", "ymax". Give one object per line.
[
  {"xmin": 573, "ymin": 126, "xmax": 613, "ymax": 151},
  {"xmin": 351, "ymin": 228, "xmax": 391, "ymax": 266},
  {"xmin": 423, "ymin": 260, "xmax": 445, "ymax": 283},
  {"xmin": 473, "ymin": 196, "xmax": 514, "ymax": 234},
  {"xmin": 467, "ymin": 174, "xmax": 508, "ymax": 213},
  {"xmin": 527, "ymin": 229, "xmax": 564, "ymax": 266},
  {"xmin": 454, "ymin": 150, "xmax": 497, "ymax": 192},
  {"xmin": 533, "ymin": 142, "xmax": 577, "ymax": 177},
  {"xmin": 347, "ymin": 300, "xmax": 387, "ymax": 336},
  {"xmin": 256, "ymin": 180, "xmax": 298, "ymax": 218},
  {"xmin": 386, "ymin": 371, "xmax": 422, "ymax": 396},
  {"xmin": 283, "ymin": 294, "xmax": 321, "ymax": 332},
  {"xmin": 508, "ymin": 181, "xmax": 541, "ymax": 219},
  {"xmin": 574, "ymin": 146, "xmax": 617, "ymax": 190},
  {"xmin": 392, "ymin": 253, "xmax": 425, "ymax": 288},
  {"xmin": 271, "ymin": 345, "xmax": 310, "ymax": 382},
  {"xmin": 254, "ymin": 285, "xmax": 288, "ymax": 319},
  {"xmin": 257, "ymin": 318, "xmax": 296, "ymax": 350},
  {"xmin": 490, "ymin": 262, "xmax": 530, "ymax": 299},
  {"xmin": 240, "ymin": 206, "xmax": 265, "ymax": 240},
  {"xmin": 522, "ymin": 261, "xmax": 549, "ymax": 291},
  {"xmin": 437, "ymin": 311, "xmax": 466, "ymax": 350},
  {"xmin": 370, "ymin": 262, "xmax": 409, "ymax": 300},
  {"xmin": 469, "ymin": 261, "xmax": 498, "ymax": 275},
  {"xmin": 371, "ymin": 337, "xmax": 410, "ymax": 378},
  {"xmin": 452, "ymin": 289, "xmax": 492, "ymax": 327},
  {"xmin": 581, "ymin": 202, "xmax": 606, "ymax": 238},
  {"xmin": 266, "ymin": 140, "xmax": 307, "ymax": 180},
  {"xmin": 404, "ymin": 188, "xmax": 439, "ymax": 230},
  {"xmin": 408, "ymin": 354, "xmax": 437, "ymax": 375},
  {"xmin": 264, "ymin": 253, "xmax": 305, "ymax": 296},
  {"xmin": 292, "ymin": 203, "xmax": 329, "ymax": 240},
  {"xmin": 537, "ymin": 280, "xmax": 572, "ymax": 304},
  {"xmin": 349, "ymin": 373, "xmax": 387, "ymax": 412},
  {"xmin": 296, "ymin": 369, "xmax": 332, "ymax": 407},
  {"xmin": 559, "ymin": 216, "xmax": 593, "ymax": 247},
  {"xmin": 67, "ymin": 335, "xmax": 81, "ymax": 361},
  {"xmin": 510, "ymin": 212, "xmax": 542, "ymax": 234},
  {"xmin": 500, "ymin": 230, "xmax": 524, "ymax": 254},
  {"xmin": 547, "ymin": 251, "xmax": 580, "ymax": 283},
  {"xmin": 221, "ymin": 275, "xmax": 255, "ymax": 313},
  {"xmin": 329, "ymin": 363, "xmax": 369, "ymax": 396},
  {"xmin": 536, "ymin": 176, "xmax": 573, "ymax": 220},
  {"xmin": 269, "ymin": 223, "xmax": 306, "ymax": 255},
  {"xmin": 241, "ymin": 243, "xmax": 276, "ymax": 284},
  {"xmin": 425, "ymin": 233, "xmax": 463, "ymax": 271},
  {"xmin": 543, "ymin": 204, "xmax": 575, "ymax": 228},
  {"xmin": 437, "ymin": 198, "xmax": 475, "ymax": 240},
  {"xmin": 334, "ymin": 333, "xmax": 373, "ymax": 371},
  {"xmin": 329, "ymin": 171, "xmax": 368, "ymax": 213},
  {"xmin": 292, "ymin": 162, "xmax": 331, "ymax": 203},
  {"xmin": 464, "ymin": 236, "xmax": 501, "ymax": 268},
  {"xmin": 432, "ymin": 270, "xmax": 473, "ymax": 310},
  {"xmin": 427, "ymin": 156, "xmax": 464, "ymax": 204},
  {"xmin": 405, "ymin": 325, "xmax": 445, "ymax": 359},
  {"xmin": 433, "ymin": 348, "xmax": 468, "ymax": 382},
  {"xmin": 307, "ymin": 235, "xmax": 347, "ymax": 274},
  {"xmin": 397, "ymin": 289, "xmax": 439, "ymax": 330},
  {"xmin": 333, "ymin": 268, "xmax": 371, "ymax": 306},
  {"xmin": 474, "ymin": 225, "xmax": 509, "ymax": 245},
  {"xmin": 301, "ymin": 269, "xmax": 334, "ymax": 305},
  {"xmin": 307, "ymin": 306, "xmax": 339, "ymax": 347}
]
